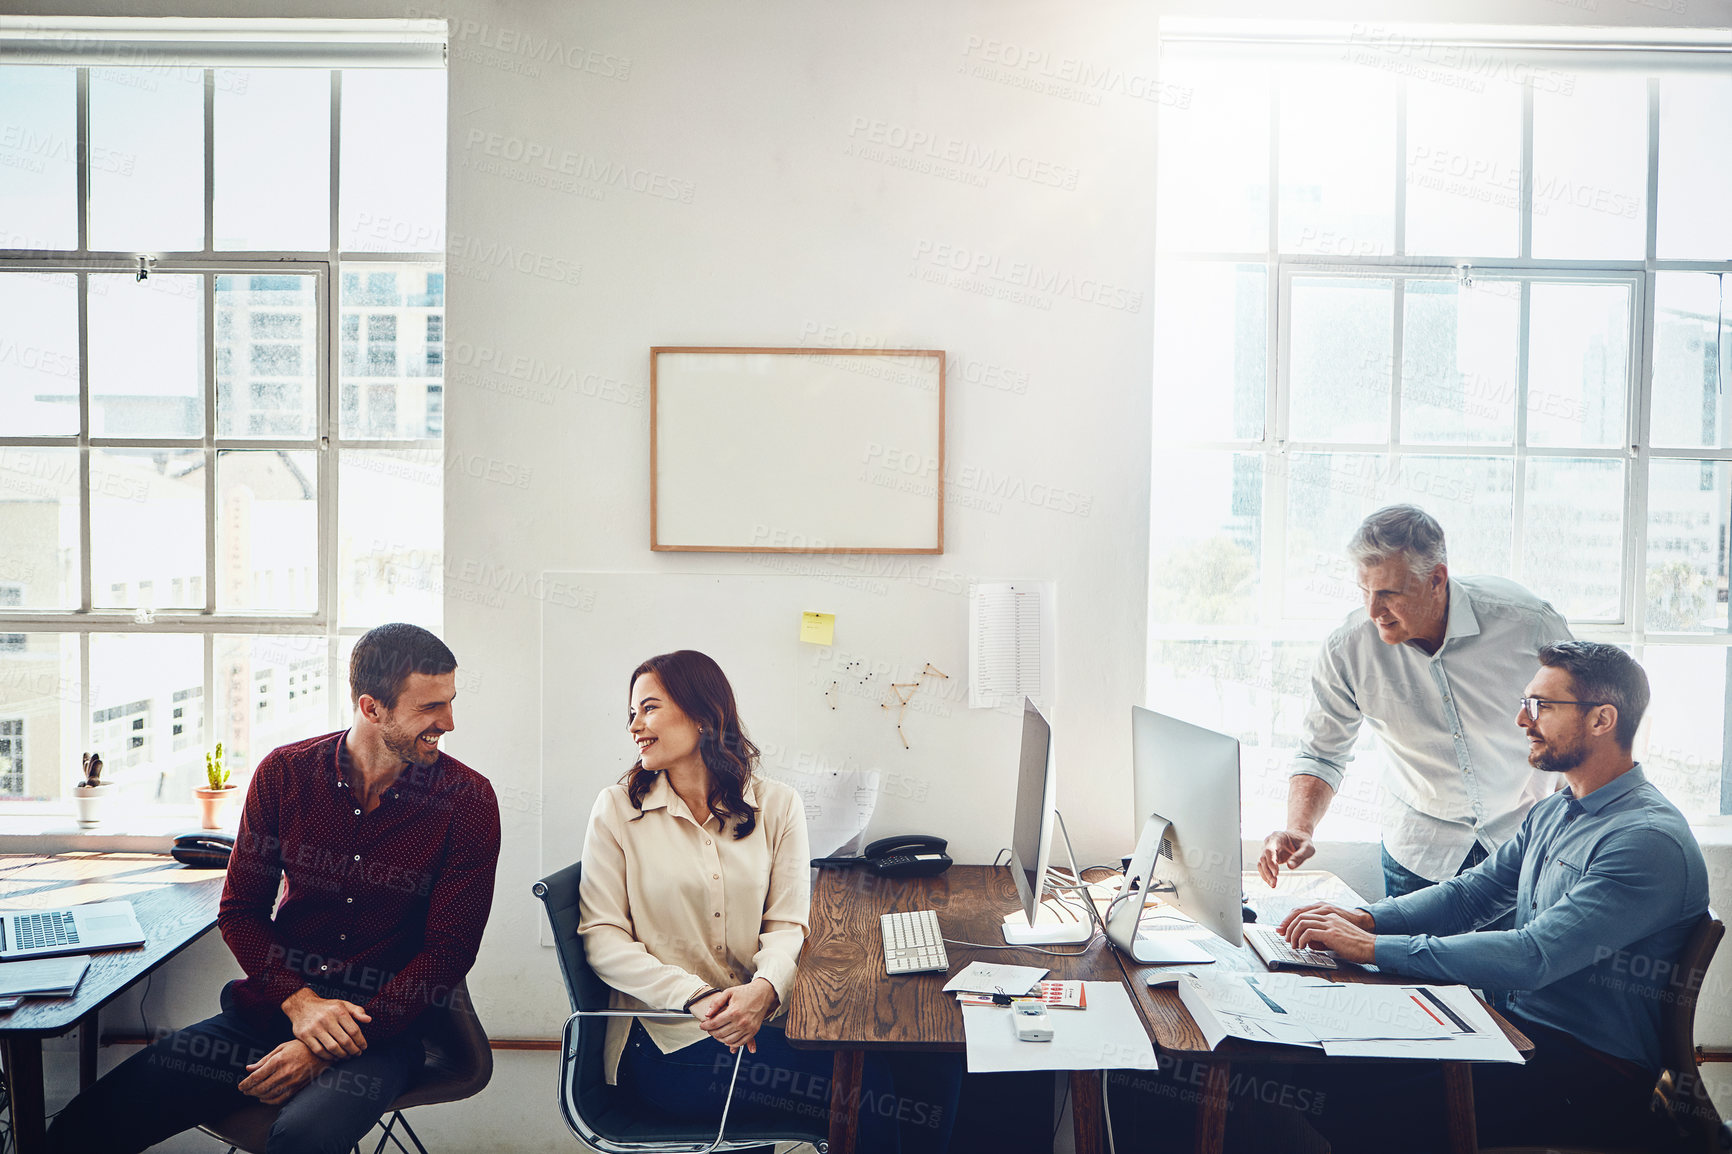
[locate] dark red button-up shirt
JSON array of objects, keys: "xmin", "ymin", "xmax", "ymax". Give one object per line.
[{"xmin": 218, "ymin": 729, "xmax": 501, "ymax": 1041}]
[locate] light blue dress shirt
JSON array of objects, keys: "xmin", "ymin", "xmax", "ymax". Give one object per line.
[
  {"xmin": 1365, "ymin": 765, "xmax": 1708, "ymax": 1071},
  {"xmin": 1295, "ymin": 575, "xmax": 1573, "ymax": 881}
]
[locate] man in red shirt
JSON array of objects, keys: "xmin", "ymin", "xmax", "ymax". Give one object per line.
[{"xmin": 50, "ymin": 623, "xmax": 501, "ymax": 1154}]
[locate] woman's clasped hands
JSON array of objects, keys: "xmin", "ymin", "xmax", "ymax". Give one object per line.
[{"xmin": 691, "ymin": 977, "xmax": 779, "ymax": 1054}]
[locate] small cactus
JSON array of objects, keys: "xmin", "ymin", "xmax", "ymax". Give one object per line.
[
  {"xmin": 81, "ymin": 752, "xmax": 103, "ymax": 788},
  {"xmin": 205, "ymin": 742, "xmax": 230, "ymax": 790}
]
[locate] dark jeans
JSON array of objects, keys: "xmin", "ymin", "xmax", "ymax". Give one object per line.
[
  {"xmin": 1293, "ymin": 1014, "xmax": 1679, "ymax": 1154},
  {"xmin": 620, "ymin": 1019, "xmax": 961, "ymax": 1154},
  {"xmin": 1383, "ymin": 840, "xmax": 1515, "ymax": 1009},
  {"xmin": 48, "ymin": 982, "xmax": 424, "ymax": 1154}
]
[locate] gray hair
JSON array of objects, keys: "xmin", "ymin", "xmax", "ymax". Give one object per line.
[{"xmin": 1347, "ymin": 505, "xmax": 1447, "ymax": 581}]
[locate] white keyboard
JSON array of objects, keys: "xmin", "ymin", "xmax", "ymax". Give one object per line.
[
  {"xmin": 881, "ymin": 909, "xmax": 949, "ymax": 975},
  {"xmin": 1245, "ymin": 923, "xmax": 1339, "ymax": 971}
]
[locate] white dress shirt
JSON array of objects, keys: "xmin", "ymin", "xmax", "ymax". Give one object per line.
[
  {"xmin": 577, "ymin": 772, "xmax": 811, "ymax": 1082},
  {"xmin": 1293, "ymin": 575, "xmax": 1573, "ymax": 881}
]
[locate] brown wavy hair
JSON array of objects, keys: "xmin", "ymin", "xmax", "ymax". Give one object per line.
[{"xmin": 623, "ymin": 650, "xmax": 760, "ymax": 839}]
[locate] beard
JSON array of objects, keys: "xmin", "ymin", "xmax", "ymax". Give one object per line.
[
  {"xmin": 1527, "ymin": 728, "xmax": 1587, "ymax": 774},
  {"xmin": 381, "ymin": 718, "xmax": 443, "ymax": 766}
]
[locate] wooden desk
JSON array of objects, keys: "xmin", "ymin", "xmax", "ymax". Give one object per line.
[
  {"xmin": 787, "ymin": 863, "xmax": 1125, "ymax": 1154},
  {"xmin": 1116, "ymin": 871, "xmax": 1533, "ymax": 1154},
  {"xmin": 0, "ymin": 853, "xmax": 225, "ymax": 1153}
]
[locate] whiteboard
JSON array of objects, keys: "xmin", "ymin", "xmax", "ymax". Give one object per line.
[
  {"xmin": 651, "ymin": 348, "xmax": 944, "ymax": 553},
  {"xmin": 538, "ymin": 571, "xmax": 1029, "ymax": 900}
]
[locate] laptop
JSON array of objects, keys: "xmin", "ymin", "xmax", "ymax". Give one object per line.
[{"xmin": 0, "ymin": 901, "xmax": 146, "ymax": 960}]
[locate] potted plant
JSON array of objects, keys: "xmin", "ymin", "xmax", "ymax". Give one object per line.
[
  {"xmin": 73, "ymin": 753, "xmax": 113, "ymax": 829},
  {"xmin": 194, "ymin": 742, "xmax": 239, "ymax": 830}
]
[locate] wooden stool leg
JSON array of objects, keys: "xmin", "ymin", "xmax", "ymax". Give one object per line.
[
  {"xmin": 1443, "ymin": 1062, "xmax": 1478, "ymax": 1154},
  {"xmin": 3, "ymin": 1036, "xmax": 47, "ymax": 1154},
  {"xmin": 827, "ymin": 1049, "xmax": 864, "ymax": 1154}
]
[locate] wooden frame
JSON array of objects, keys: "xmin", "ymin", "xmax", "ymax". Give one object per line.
[{"xmin": 650, "ymin": 346, "xmax": 945, "ymax": 554}]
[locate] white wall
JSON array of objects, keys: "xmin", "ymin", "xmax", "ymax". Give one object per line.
[{"xmin": 20, "ymin": 0, "xmax": 1732, "ymax": 1148}]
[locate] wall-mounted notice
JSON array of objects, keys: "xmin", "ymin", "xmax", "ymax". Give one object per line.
[{"xmin": 969, "ymin": 581, "xmax": 1054, "ymax": 710}]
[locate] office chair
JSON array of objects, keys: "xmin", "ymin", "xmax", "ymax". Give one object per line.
[
  {"xmin": 1482, "ymin": 911, "xmax": 1728, "ymax": 1154},
  {"xmin": 532, "ymin": 860, "xmax": 830, "ymax": 1154},
  {"xmin": 198, "ymin": 976, "xmax": 493, "ymax": 1154}
]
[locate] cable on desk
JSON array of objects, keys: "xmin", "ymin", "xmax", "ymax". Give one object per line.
[
  {"xmin": 1103, "ymin": 1070, "xmax": 1117, "ymax": 1154},
  {"xmin": 942, "ymin": 935, "xmax": 1095, "ymax": 957}
]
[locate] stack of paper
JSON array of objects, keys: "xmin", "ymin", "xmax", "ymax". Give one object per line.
[
  {"xmin": 1177, "ymin": 972, "xmax": 1523, "ymax": 1063},
  {"xmin": 0, "ymin": 955, "xmax": 91, "ymax": 998}
]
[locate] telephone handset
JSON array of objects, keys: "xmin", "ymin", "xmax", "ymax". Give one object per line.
[
  {"xmin": 171, "ymin": 831, "xmax": 235, "ymax": 869},
  {"xmin": 812, "ymin": 834, "xmax": 952, "ymax": 878}
]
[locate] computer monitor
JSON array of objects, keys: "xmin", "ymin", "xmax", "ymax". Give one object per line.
[
  {"xmin": 1106, "ymin": 706, "xmax": 1244, "ymax": 963},
  {"xmin": 1003, "ymin": 698, "xmax": 1091, "ymax": 947}
]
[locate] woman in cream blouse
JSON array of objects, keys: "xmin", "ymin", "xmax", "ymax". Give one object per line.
[{"xmin": 577, "ymin": 649, "xmax": 957, "ymax": 1151}]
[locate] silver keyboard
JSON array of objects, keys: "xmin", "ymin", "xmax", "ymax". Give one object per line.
[
  {"xmin": 1246, "ymin": 923, "xmax": 1338, "ymax": 970},
  {"xmin": 881, "ymin": 909, "xmax": 949, "ymax": 975}
]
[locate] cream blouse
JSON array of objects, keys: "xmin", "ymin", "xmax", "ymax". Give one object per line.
[{"xmin": 576, "ymin": 772, "xmax": 811, "ymax": 1082}]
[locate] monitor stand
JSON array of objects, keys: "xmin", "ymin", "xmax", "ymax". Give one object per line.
[
  {"xmin": 1002, "ymin": 810, "xmax": 1095, "ymax": 947},
  {"xmin": 1110, "ymin": 813, "xmax": 1214, "ymax": 965}
]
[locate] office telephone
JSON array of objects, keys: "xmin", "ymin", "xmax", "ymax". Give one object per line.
[
  {"xmin": 813, "ymin": 835, "xmax": 952, "ymax": 878},
  {"xmin": 171, "ymin": 832, "xmax": 234, "ymax": 869}
]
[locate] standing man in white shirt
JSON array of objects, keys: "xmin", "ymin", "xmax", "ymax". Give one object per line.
[{"xmin": 1257, "ymin": 505, "xmax": 1573, "ymax": 901}]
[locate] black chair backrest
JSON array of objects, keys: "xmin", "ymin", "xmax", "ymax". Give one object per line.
[
  {"xmin": 1660, "ymin": 910, "xmax": 1724, "ymax": 1151},
  {"xmin": 532, "ymin": 860, "xmax": 618, "ymax": 1129}
]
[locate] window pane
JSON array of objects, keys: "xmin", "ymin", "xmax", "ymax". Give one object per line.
[
  {"xmin": 1531, "ymin": 74, "xmax": 1646, "ymax": 260},
  {"xmin": 1657, "ymin": 77, "xmax": 1732, "ymax": 260},
  {"xmin": 1522, "ymin": 457, "xmax": 1624, "ymax": 621},
  {"xmin": 91, "ymin": 449, "xmax": 205, "ymax": 610},
  {"xmin": 339, "ymin": 450, "xmax": 442, "ymax": 628},
  {"xmin": 217, "ymin": 451, "xmax": 318, "ymax": 614},
  {"xmin": 1153, "ymin": 262, "xmax": 1265, "ymax": 441},
  {"xmin": 1149, "ymin": 452, "xmax": 1261, "ymax": 627},
  {"xmin": 339, "ymin": 70, "xmax": 446, "ymax": 253},
  {"xmin": 0, "ymin": 67, "xmax": 77, "ymax": 250},
  {"xmin": 1526, "ymin": 282, "xmax": 1630, "ymax": 449},
  {"xmin": 1645, "ymin": 460, "xmax": 1730, "ymax": 634},
  {"xmin": 0, "ymin": 634, "xmax": 78, "ymax": 801},
  {"xmin": 1284, "ymin": 452, "xmax": 1513, "ymax": 620},
  {"xmin": 215, "ymin": 634, "xmax": 328, "ymax": 778},
  {"xmin": 215, "ymin": 69, "xmax": 330, "ymax": 251},
  {"xmin": 1288, "ymin": 278, "xmax": 1391, "ymax": 443},
  {"xmin": 1146, "ymin": 639, "xmax": 1380, "ymax": 840},
  {"xmin": 340, "ymin": 265, "xmax": 444, "ymax": 438},
  {"xmin": 1639, "ymin": 645, "xmax": 1725, "ymax": 819},
  {"xmin": 1157, "ymin": 60, "xmax": 1268, "ymax": 252},
  {"xmin": 0, "ymin": 272, "xmax": 79, "ymax": 435},
  {"xmin": 1278, "ymin": 65, "xmax": 1395, "ymax": 256},
  {"xmin": 0, "ymin": 449, "xmax": 81, "ymax": 609},
  {"xmin": 217, "ymin": 274, "xmax": 318, "ymax": 438},
  {"xmin": 1650, "ymin": 273, "xmax": 1732, "ymax": 450},
  {"xmin": 1401, "ymin": 279, "xmax": 1519, "ymax": 444},
  {"xmin": 90, "ymin": 633, "xmax": 203, "ymax": 807},
  {"xmin": 1404, "ymin": 80, "xmax": 1520, "ymax": 258},
  {"xmin": 88, "ymin": 274, "xmax": 204, "ymax": 438},
  {"xmin": 89, "ymin": 68, "xmax": 204, "ymax": 251}
]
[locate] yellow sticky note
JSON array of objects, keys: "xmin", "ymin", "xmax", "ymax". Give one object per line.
[{"xmin": 800, "ymin": 612, "xmax": 835, "ymax": 645}]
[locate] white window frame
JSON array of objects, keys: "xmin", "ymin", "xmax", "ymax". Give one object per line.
[
  {"xmin": 0, "ymin": 62, "xmax": 444, "ymax": 807},
  {"xmin": 1154, "ymin": 58, "xmax": 1732, "ymax": 813}
]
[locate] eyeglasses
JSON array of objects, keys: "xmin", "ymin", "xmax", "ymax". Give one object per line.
[{"xmin": 1519, "ymin": 697, "xmax": 1609, "ymax": 718}]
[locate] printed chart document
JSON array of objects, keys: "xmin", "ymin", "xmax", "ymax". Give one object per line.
[
  {"xmin": 1176, "ymin": 972, "xmax": 1522, "ymax": 1062},
  {"xmin": 942, "ymin": 962, "xmax": 1046, "ymax": 997},
  {"xmin": 962, "ymin": 981, "xmax": 1156, "ymax": 1073}
]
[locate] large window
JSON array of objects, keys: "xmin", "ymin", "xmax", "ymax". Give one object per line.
[
  {"xmin": 1149, "ymin": 33, "xmax": 1732, "ymax": 830},
  {"xmin": 0, "ymin": 32, "xmax": 447, "ymax": 813}
]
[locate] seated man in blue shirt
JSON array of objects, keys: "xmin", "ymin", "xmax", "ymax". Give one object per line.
[{"xmin": 1277, "ymin": 641, "xmax": 1709, "ymax": 1153}]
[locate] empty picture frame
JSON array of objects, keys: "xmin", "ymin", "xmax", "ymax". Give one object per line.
[{"xmin": 651, "ymin": 346, "xmax": 945, "ymax": 553}]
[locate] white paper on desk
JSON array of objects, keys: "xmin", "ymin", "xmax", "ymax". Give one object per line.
[
  {"xmin": 1320, "ymin": 986, "xmax": 1525, "ymax": 1063},
  {"xmin": 777, "ymin": 768, "xmax": 880, "ymax": 857},
  {"xmin": 962, "ymin": 981, "xmax": 1157, "ymax": 1073},
  {"xmin": 1177, "ymin": 972, "xmax": 1326, "ymax": 1050},
  {"xmin": 942, "ymin": 962, "xmax": 1046, "ymax": 996},
  {"xmin": 0, "ymin": 955, "xmax": 90, "ymax": 997},
  {"xmin": 1270, "ymin": 978, "xmax": 1455, "ymax": 1041}
]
